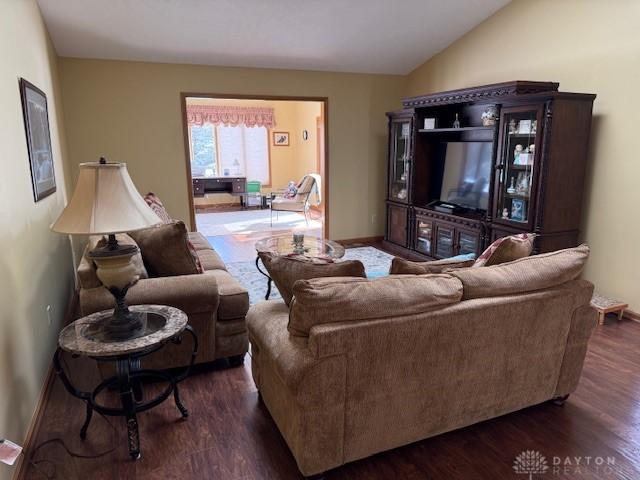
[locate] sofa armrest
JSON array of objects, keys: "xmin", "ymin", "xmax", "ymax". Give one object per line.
[
  {"xmin": 554, "ymin": 303, "xmax": 598, "ymax": 396},
  {"xmin": 79, "ymin": 274, "xmax": 219, "ymax": 316},
  {"xmin": 77, "ymin": 251, "xmax": 101, "ymax": 289}
]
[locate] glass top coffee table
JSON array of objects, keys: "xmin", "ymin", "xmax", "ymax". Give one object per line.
[{"xmin": 255, "ymin": 234, "xmax": 345, "ymax": 300}]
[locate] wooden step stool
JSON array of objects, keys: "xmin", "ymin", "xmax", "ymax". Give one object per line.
[{"xmin": 591, "ymin": 294, "xmax": 628, "ymax": 325}]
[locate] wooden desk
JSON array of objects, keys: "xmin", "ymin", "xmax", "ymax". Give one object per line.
[{"xmin": 192, "ymin": 176, "xmax": 246, "ymax": 197}]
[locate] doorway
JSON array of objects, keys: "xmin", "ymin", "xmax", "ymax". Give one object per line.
[{"xmin": 180, "ymin": 94, "xmax": 328, "ymax": 262}]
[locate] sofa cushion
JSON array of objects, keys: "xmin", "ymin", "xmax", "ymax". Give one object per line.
[
  {"xmin": 197, "ymin": 249, "xmax": 227, "ymax": 271},
  {"xmin": 129, "ymin": 221, "xmax": 203, "ymax": 277},
  {"xmin": 389, "ymin": 256, "xmax": 475, "ymax": 275},
  {"xmin": 187, "ymin": 231, "xmax": 214, "ymax": 251},
  {"xmin": 474, "ymin": 233, "xmax": 536, "ymax": 267},
  {"xmin": 451, "ymin": 244, "xmax": 590, "ymax": 299},
  {"xmin": 288, "ymin": 274, "xmax": 463, "ymax": 337},
  {"xmin": 259, "ymin": 253, "xmax": 366, "ymax": 306},
  {"xmin": 144, "ymin": 192, "xmax": 172, "ymax": 224},
  {"xmin": 205, "ymin": 269, "xmax": 250, "ymax": 320}
]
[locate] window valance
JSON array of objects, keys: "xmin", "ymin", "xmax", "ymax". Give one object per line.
[{"xmin": 186, "ymin": 105, "xmax": 276, "ymax": 128}]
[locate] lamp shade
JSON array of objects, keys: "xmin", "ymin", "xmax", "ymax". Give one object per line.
[{"xmin": 51, "ymin": 162, "xmax": 162, "ymax": 235}]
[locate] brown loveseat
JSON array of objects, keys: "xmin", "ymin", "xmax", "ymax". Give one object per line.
[
  {"xmin": 247, "ymin": 246, "xmax": 597, "ymax": 477},
  {"xmin": 78, "ymin": 231, "xmax": 249, "ymax": 368}
]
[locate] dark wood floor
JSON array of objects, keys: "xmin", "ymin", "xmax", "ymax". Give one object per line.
[{"xmin": 23, "ymin": 313, "xmax": 640, "ymax": 480}]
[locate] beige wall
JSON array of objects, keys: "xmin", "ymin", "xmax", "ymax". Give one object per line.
[
  {"xmin": 293, "ymin": 101, "xmax": 323, "ymax": 180},
  {"xmin": 406, "ymin": 0, "xmax": 640, "ymax": 311},
  {"xmin": 59, "ymin": 59, "xmax": 404, "ymax": 239},
  {"xmin": 187, "ymin": 98, "xmax": 321, "ymax": 206},
  {"xmin": 0, "ymin": 2, "xmax": 74, "ymax": 479}
]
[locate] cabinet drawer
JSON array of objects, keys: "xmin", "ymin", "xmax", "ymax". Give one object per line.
[
  {"xmin": 233, "ymin": 180, "xmax": 246, "ymax": 193},
  {"xmin": 192, "ymin": 180, "xmax": 205, "ymax": 195}
]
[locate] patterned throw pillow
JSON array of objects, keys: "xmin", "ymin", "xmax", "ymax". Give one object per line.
[
  {"xmin": 474, "ymin": 233, "xmax": 536, "ymax": 267},
  {"xmin": 144, "ymin": 192, "xmax": 172, "ymax": 224}
]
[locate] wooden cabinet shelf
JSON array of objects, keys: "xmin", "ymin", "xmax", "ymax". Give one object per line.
[
  {"xmin": 418, "ymin": 126, "xmax": 494, "ymax": 133},
  {"xmin": 504, "ymin": 192, "xmax": 530, "ymax": 199}
]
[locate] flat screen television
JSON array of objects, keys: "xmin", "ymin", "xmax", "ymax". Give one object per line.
[{"xmin": 438, "ymin": 142, "xmax": 492, "ymax": 211}]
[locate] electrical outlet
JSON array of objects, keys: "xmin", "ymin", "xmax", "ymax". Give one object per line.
[
  {"xmin": 371, "ymin": 214, "xmax": 377, "ymax": 225},
  {"xmin": 46, "ymin": 305, "xmax": 52, "ymax": 326}
]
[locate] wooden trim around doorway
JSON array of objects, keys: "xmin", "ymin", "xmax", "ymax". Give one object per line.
[{"xmin": 180, "ymin": 93, "xmax": 329, "ymax": 238}]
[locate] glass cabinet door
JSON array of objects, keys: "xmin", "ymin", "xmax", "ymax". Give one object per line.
[
  {"xmin": 435, "ymin": 225, "xmax": 454, "ymax": 258},
  {"xmin": 389, "ymin": 120, "xmax": 412, "ymax": 203},
  {"xmin": 495, "ymin": 107, "xmax": 542, "ymax": 227},
  {"xmin": 457, "ymin": 230, "xmax": 479, "ymax": 256},
  {"xmin": 414, "ymin": 217, "xmax": 433, "ymax": 255}
]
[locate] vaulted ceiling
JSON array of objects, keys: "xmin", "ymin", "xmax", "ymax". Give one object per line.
[{"xmin": 37, "ymin": 0, "xmax": 509, "ymax": 75}]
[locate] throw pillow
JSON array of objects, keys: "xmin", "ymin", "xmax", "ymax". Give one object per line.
[
  {"xmin": 450, "ymin": 244, "xmax": 590, "ymax": 299},
  {"xmin": 258, "ymin": 252, "xmax": 366, "ymax": 306},
  {"xmin": 144, "ymin": 192, "xmax": 172, "ymax": 224},
  {"xmin": 288, "ymin": 274, "xmax": 463, "ymax": 337},
  {"xmin": 390, "ymin": 256, "xmax": 476, "ymax": 275},
  {"xmin": 473, "ymin": 233, "xmax": 536, "ymax": 267},
  {"xmin": 129, "ymin": 221, "xmax": 204, "ymax": 277}
]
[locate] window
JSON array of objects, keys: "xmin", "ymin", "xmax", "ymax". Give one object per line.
[
  {"xmin": 189, "ymin": 125, "xmax": 217, "ymax": 177},
  {"xmin": 189, "ymin": 124, "xmax": 270, "ymax": 185}
]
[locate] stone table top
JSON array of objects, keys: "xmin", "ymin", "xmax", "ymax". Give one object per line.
[{"xmin": 58, "ymin": 305, "xmax": 188, "ymax": 357}]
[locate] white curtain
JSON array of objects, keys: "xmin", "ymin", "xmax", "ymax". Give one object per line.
[{"xmin": 217, "ymin": 125, "xmax": 269, "ymax": 184}]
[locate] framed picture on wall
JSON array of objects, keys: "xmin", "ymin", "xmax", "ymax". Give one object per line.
[
  {"xmin": 19, "ymin": 78, "xmax": 56, "ymax": 201},
  {"xmin": 273, "ymin": 131, "xmax": 290, "ymax": 146}
]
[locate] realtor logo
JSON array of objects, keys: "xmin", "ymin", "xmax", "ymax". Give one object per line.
[{"xmin": 513, "ymin": 450, "xmax": 549, "ymax": 479}]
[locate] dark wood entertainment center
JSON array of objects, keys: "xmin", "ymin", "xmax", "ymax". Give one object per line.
[{"xmin": 384, "ymin": 81, "xmax": 596, "ymax": 260}]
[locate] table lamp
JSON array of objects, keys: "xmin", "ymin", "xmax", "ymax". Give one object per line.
[{"xmin": 52, "ymin": 158, "xmax": 161, "ymax": 340}]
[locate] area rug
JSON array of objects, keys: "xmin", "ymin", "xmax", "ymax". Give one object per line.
[{"xmin": 225, "ymin": 246, "xmax": 394, "ymax": 305}]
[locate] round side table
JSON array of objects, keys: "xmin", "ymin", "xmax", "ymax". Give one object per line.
[{"xmin": 55, "ymin": 305, "xmax": 197, "ymax": 459}]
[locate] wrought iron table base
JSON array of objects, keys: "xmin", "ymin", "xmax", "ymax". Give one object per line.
[
  {"xmin": 53, "ymin": 326, "xmax": 198, "ymax": 459},
  {"xmin": 255, "ymin": 256, "xmax": 272, "ymax": 300}
]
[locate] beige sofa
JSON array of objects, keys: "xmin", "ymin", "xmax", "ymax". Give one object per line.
[
  {"xmin": 247, "ymin": 246, "xmax": 597, "ymax": 477},
  {"xmin": 78, "ymin": 231, "xmax": 249, "ymax": 368}
]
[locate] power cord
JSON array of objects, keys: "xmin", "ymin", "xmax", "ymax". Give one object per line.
[
  {"xmin": 28, "ymin": 412, "xmax": 117, "ymax": 479},
  {"xmin": 28, "ymin": 353, "xmax": 119, "ymax": 479}
]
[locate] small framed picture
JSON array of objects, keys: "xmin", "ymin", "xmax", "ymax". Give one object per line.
[
  {"xmin": 511, "ymin": 198, "xmax": 526, "ymax": 222},
  {"xmin": 518, "ymin": 120, "xmax": 532, "ymax": 134},
  {"xmin": 19, "ymin": 78, "xmax": 56, "ymax": 202},
  {"xmin": 273, "ymin": 131, "xmax": 290, "ymax": 146},
  {"xmin": 423, "ymin": 118, "xmax": 437, "ymax": 130}
]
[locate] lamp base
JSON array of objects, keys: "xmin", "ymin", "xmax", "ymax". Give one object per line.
[
  {"xmin": 88, "ymin": 235, "xmax": 143, "ymax": 341},
  {"xmin": 102, "ymin": 290, "xmax": 145, "ymax": 341}
]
